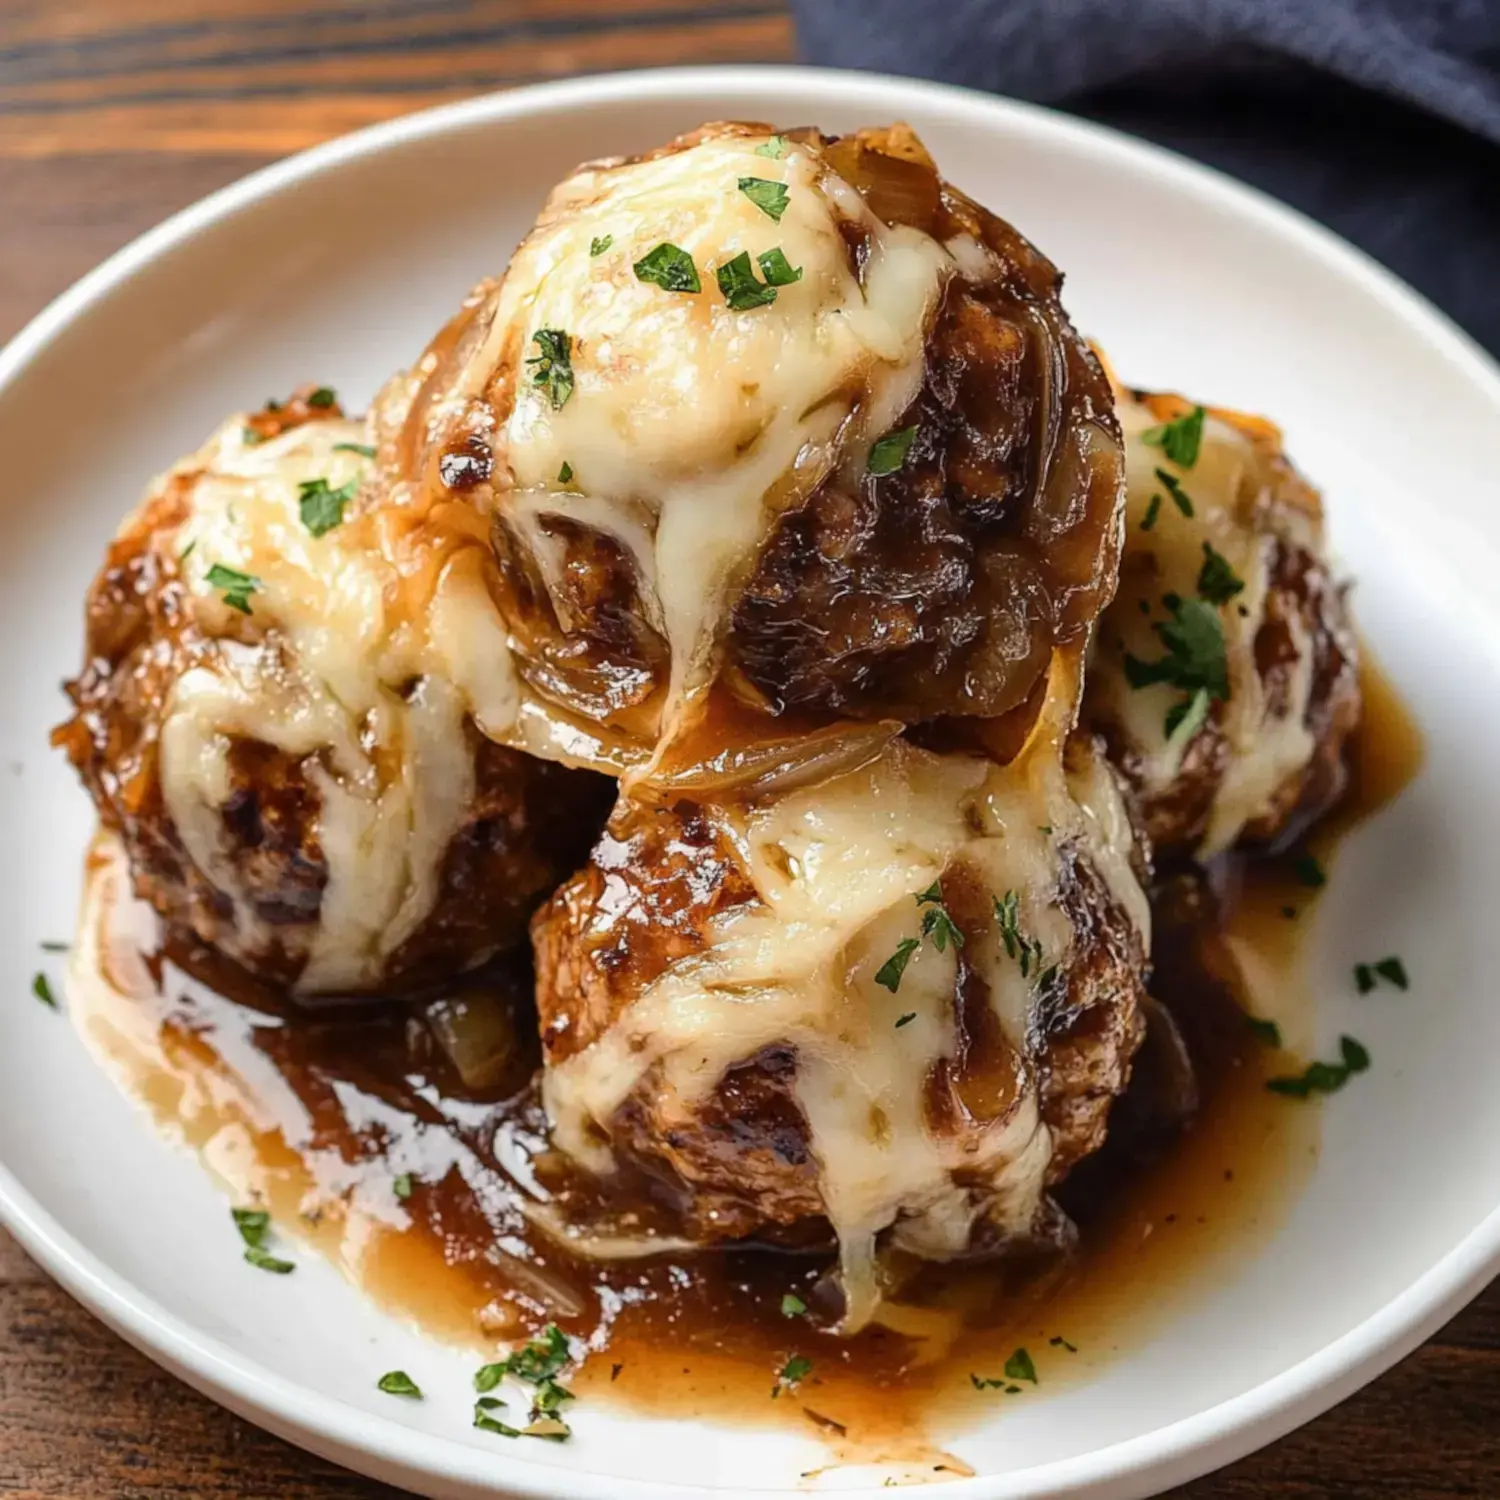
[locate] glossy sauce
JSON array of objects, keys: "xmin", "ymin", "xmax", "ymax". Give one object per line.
[{"xmin": 65, "ymin": 654, "xmax": 1420, "ymax": 1464}]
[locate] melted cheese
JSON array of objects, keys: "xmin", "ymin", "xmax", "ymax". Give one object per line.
[
  {"xmin": 543, "ymin": 722, "xmax": 1146, "ymax": 1330},
  {"xmin": 437, "ymin": 131, "xmax": 954, "ymax": 757},
  {"xmin": 1092, "ymin": 396, "xmax": 1323, "ymax": 856},
  {"xmin": 157, "ymin": 416, "xmax": 518, "ymax": 992}
]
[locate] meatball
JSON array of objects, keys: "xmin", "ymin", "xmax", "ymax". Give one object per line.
[
  {"xmin": 374, "ymin": 121, "xmax": 1124, "ymax": 781},
  {"xmin": 1081, "ymin": 388, "xmax": 1360, "ymax": 860},
  {"xmin": 532, "ymin": 733, "xmax": 1150, "ymax": 1328},
  {"xmin": 55, "ymin": 396, "xmax": 612, "ymax": 995}
]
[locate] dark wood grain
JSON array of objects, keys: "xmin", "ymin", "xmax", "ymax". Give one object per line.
[{"xmin": 2, "ymin": 2, "xmax": 1497, "ymax": 1495}]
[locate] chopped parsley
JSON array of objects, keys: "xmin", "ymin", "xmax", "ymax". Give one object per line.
[
  {"xmin": 758, "ymin": 247, "xmax": 803, "ymax": 286},
  {"xmin": 781, "ymin": 1293, "xmax": 807, "ymax": 1318},
  {"xmin": 232, "ymin": 1205, "xmax": 294, "ymax": 1274},
  {"xmin": 392, "ymin": 1172, "xmax": 414, "ymax": 1201},
  {"xmin": 755, "ymin": 135, "xmax": 788, "ymax": 159},
  {"xmin": 969, "ymin": 1373, "xmax": 1007, "ymax": 1390},
  {"xmin": 1356, "ymin": 956, "xmax": 1408, "ymax": 994},
  {"xmin": 1354, "ymin": 962, "xmax": 1376, "ymax": 995},
  {"xmin": 1294, "ymin": 853, "xmax": 1326, "ymax": 888},
  {"xmin": 474, "ymin": 1324, "xmax": 570, "ymax": 1392},
  {"xmin": 874, "ymin": 937, "xmax": 920, "ymax": 993},
  {"xmin": 473, "ymin": 1400, "xmax": 521, "ymax": 1438},
  {"xmin": 39, "ymin": 941, "xmax": 68, "ymax": 954},
  {"xmin": 1141, "ymin": 405, "xmax": 1205, "ymax": 468},
  {"xmin": 297, "ymin": 476, "xmax": 358, "ymax": 537},
  {"xmin": 527, "ymin": 329, "xmax": 575, "ymax": 410},
  {"xmin": 1197, "ymin": 542, "xmax": 1245, "ymax": 604},
  {"xmin": 1245, "ymin": 1014, "xmax": 1282, "ymax": 1047},
  {"xmin": 589, "ymin": 234, "xmax": 613, "ymax": 257},
  {"xmin": 1155, "ymin": 467, "xmax": 1195, "ymax": 517},
  {"xmin": 1140, "ymin": 493, "xmax": 1162, "ymax": 531},
  {"xmin": 1124, "ymin": 595, "xmax": 1229, "ymax": 702},
  {"xmin": 738, "ymin": 176, "xmax": 790, "ymax": 222},
  {"xmin": 773, "ymin": 1354, "xmax": 812, "ymax": 1398},
  {"xmin": 205, "ymin": 563, "xmax": 261, "ymax": 615},
  {"xmin": 1164, "ymin": 686, "xmax": 1211, "ymax": 743},
  {"xmin": 895, "ymin": 1011, "xmax": 917, "ymax": 1028},
  {"xmin": 179, "ymin": 540, "xmax": 196, "ymax": 562},
  {"xmin": 1049, "ymin": 1335, "xmax": 1078, "ymax": 1353},
  {"xmin": 558, "ymin": 461, "xmax": 574, "ymax": 484},
  {"xmin": 377, "ymin": 1370, "xmax": 422, "ymax": 1398},
  {"xmin": 633, "ymin": 241, "xmax": 701, "ymax": 294},
  {"xmin": 306, "ymin": 386, "xmax": 336, "ymax": 408},
  {"xmin": 31, "ymin": 972, "xmax": 57, "ymax": 1009},
  {"xmin": 993, "ymin": 890, "xmax": 1045, "ymax": 978},
  {"xmin": 242, "ymin": 426, "xmax": 264, "ymax": 446},
  {"xmin": 333, "ymin": 441, "xmax": 377, "ymax": 458},
  {"xmin": 716, "ymin": 251, "xmax": 779, "ymax": 311},
  {"xmin": 916, "ymin": 881, "xmax": 964, "ymax": 953},
  {"xmin": 1266, "ymin": 1035, "xmax": 1370, "ymax": 1099},
  {"xmin": 1004, "ymin": 1348, "xmax": 1038, "ymax": 1384},
  {"xmin": 868, "ymin": 424, "xmax": 918, "ymax": 476}
]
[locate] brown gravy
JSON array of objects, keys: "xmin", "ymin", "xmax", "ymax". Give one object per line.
[{"xmin": 65, "ymin": 655, "xmax": 1421, "ymax": 1461}]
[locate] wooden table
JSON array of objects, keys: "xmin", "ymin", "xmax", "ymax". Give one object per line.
[{"xmin": 2, "ymin": 3, "xmax": 1497, "ymax": 1495}]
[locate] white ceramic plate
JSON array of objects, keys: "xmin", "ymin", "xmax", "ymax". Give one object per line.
[{"xmin": 3, "ymin": 64, "xmax": 1499, "ymax": 1500}]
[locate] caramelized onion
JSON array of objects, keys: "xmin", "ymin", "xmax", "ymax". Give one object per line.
[{"xmin": 424, "ymin": 993, "xmax": 518, "ymax": 1092}]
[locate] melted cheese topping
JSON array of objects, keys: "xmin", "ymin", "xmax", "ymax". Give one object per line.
[
  {"xmin": 543, "ymin": 726, "xmax": 1146, "ymax": 1330},
  {"xmin": 1092, "ymin": 396, "xmax": 1323, "ymax": 856},
  {"xmin": 442, "ymin": 131, "xmax": 955, "ymax": 753},
  {"xmin": 159, "ymin": 416, "xmax": 517, "ymax": 992}
]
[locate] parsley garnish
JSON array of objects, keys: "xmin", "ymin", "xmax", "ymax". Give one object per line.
[
  {"xmin": 333, "ymin": 441, "xmax": 376, "ymax": 458},
  {"xmin": 558, "ymin": 461, "xmax": 574, "ymax": 484},
  {"xmin": 393, "ymin": 1172, "xmax": 413, "ymax": 1201},
  {"xmin": 307, "ymin": 386, "xmax": 336, "ymax": 408},
  {"xmin": 755, "ymin": 135, "xmax": 788, "ymax": 159},
  {"xmin": 739, "ymin": 176, "xmax": 790, "ymax": 222},
  {"xmin": 39, "ymin": 941, "xmax": 68, "ymax": 953},
  {"xmin": 716, "ymin": 251, "xmax": 778, "ymax": 311},
  {"xmin": 868, "ymin": 424, "xmax": 918, "ymax": 476},
  {"xmin": 1294, "ymin": 853, "xmax": 1326, "ymax": 888},
  {"xmin": 1197, "ymin": 542, "xmax": 1244, "ymax": 603},
  {"xmin": 970, "ymin": 1373, "xmax": 1007, "ymax": 1390},
  {"xmin": 895, "ymin": 1011, "xmax": 916, "ymax": 1028},
  {"xmin": 242, "ymin": 426, "xmax": 264, "ymax": 446},
  {"xmin": 527, "ymin": 329, "xmax": 575, "ymax": 410},
  {"xmin": 1164, "ymin": 686, "xmax": 1211, "ymax": 743},
  {"xmin": 205, "ymin": 563, "xmax": 261, "ymax": 615},
  {"xmin": 916, "ymin": 881, "xmax": 964, "ymax": 953},
  {"xmin": 1140, "ymin": 493, "xmax": 1162, "ymax": 531},
  {"xmin": 993, "ymin": 890, "xmax": 1046, "ymax": 977},
  {"xmin": 473, "ymin": 1400, "xmax": 521, "ymax": 1438},
  {"xmin": 32, "ymin": 972, "xmax": 57, "ymax": 1009},
  {"xmin": 377, "ymin": 1370, "xmax": 422, "ymax": 1398},
  {"xmin": 874, "ymin": 938, "xmax": 920, "ymax": 993},
  {"xmin": 1155, "ymin": 467, "xmax": 1195, "ymax": 517},
  {"xmin": 1245, "ymin": 1014, "xmax": 1282, "ymax": 1047},
  {"xmin": 781, "ymin": 1293, "xmax": 807, "ymax": 1317},
  {"xmin": 1356, "ymin": 956, "xmax": 1408, "ymax": 993},
  {"xmin": 1141, "ymin": 405, "xmax": 1205, "ymax": 468},
  {"xmin": 298, "ymin": 476, "xmax": 358, "ymax": 537},
  {"xmin": 1124, "ymin": 595, "xmax": 1229, "ymax": 702},
  {"xmin": 757, "ymin": 247, "xmax": 803, "ymax": 286},
  {"xmin": 633, "ymin": 242, "xmax": 701, "ymax": 294},
  {"xmin": 1354, "ymin": 963, "xmax": 1375, "ymax": 995},
  {"xmin": 179, "ymin": 540, "xmax": 196, "ymax": 562},
  {"xmin": 773, "ymin": 1354, "xmax": 812, "ymax": 1397},
  {"xmin": 1049, "ymin": 1335, "xmax": 1078, "ymax": 1353},
  {"xmin": 1004, "ymin": 1348, "xmax": 1038, "ymax": 1384},
  {"xmin": 475, "ymin": 1324, "xmax": 570, "ymax": 1392},
  {"xmin": 589, "ymin": 234, "xmax": 613, "ymax": 257},
  {"xmin": 1266, "ymin": 1035, "xmax": 1370, "ymax": 1098},
  {"xmin": 232, "ymin": 1206, "xmax": 294, "ymax": 1274}
]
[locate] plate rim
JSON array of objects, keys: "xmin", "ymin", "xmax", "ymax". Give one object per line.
[{"xmin": 4, "ymin": 61, "xmax": 1499, "ymax": 1500}]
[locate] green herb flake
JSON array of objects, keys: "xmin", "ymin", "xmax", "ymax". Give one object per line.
[
  {"xmin": 716, "ymin": 250, "xmax": 779, "ymax": 312},
  {"xmin": 205, "ymin": 563, "xmax": 261, "ymax": 615},
  {"xmin": 1281, "ymin": 905, "xmax": 1298, "ymax": 919},
  {"xmin": 1266, "ymin": 1035, "xmax": 1370, "ymax": 1099},
  {"xmin": 757, "ymin": 247, "xmax": 803, "ymax": 286},
  {"xmin": 306, "ymin": 387, "xmax": 337, "ymax": 408},
  {"xmin": 530, "ymin": 1378, "xmax": 575, "ymax": 1417},
  {"xmin": 868, "ymin": 424, "xmax": 918, "ymax": 477},
  {"xmin": 558, "ymin": 461, "xmax": 574, "ymax": 484},
  {"xmin": 393, "ymin": 1172, "xmax": 414, "ymax": 1201},
  {"xmin": 755, "ymin": 135, "xmax": 789, "ymax": 159},
  {"xmin": 39, "ymin": 941, "xmax": 69, "ymax": 954},
  {"xmin": 1245, "ymin": 1014, "xmax": 1282, "ymax": 1048},
  {"xmin": 377, "ymin": 1370, "xmax": 422, "ymax": 1399},
  {"xmin": 633, "ymin": 242, "xmax": 701, "ymax": 295},
  {"xmin": 1197, "ymin": 542, "xmax": 1245, "ymax": 604},
  {"xmin": 473, "ymin": 1405, "xmax": 521, "ymax": 1438},
  {"xmin": 970, "ymin": 1373, "xmax": 1006, "ymax": 1391},
  {"xmin": 527, "ymin": 329, "xmax": 576, "ymax": 410},
  {"xmin": 333, "ymin": 441, "xmax": 377, "ymax": 458},
  {"xmin": 874, "ymin": 937, "xmax": 920, "ymax": 994},
  {"xmin": 232, "ymin": 1206, "xmax": 294, "ymax": 1273},
  {"xmin": 1295, "ymin": 853, "xmax": 1327, "ymax": 888},
  {"xmin": 242, "ymin": 426, "xmax": 264, "ymax": 446},
  {"xmin": 1049, "ymin": 1335, "xmax": 1078, "ymax": 1353},
  {"xmin": 1152, "ymin": 468, "xmax": 1193, "ymax": 517},
  {"xmin": 1123, "ymin": 595, "xmax": 1229, "ymax": 702},
  {"xmin": 919, "ymin": 900, "xmax": 964, "ymax": 955},
  {"xmin": 474, "ymin": 1362, "xmax": 506, "ymax": 1394},
  {"xmin": 1004, "ymin": 1348, "xmax": 1038, "ymax": 1384},
  {"xmin": 589, "ymin": 234, "xmax": 613, "ymax": 257},
  {"xmin": 31, "ymin": 972, "xmax": 57, "ymax": 1009},
  {"xmin": 1374, "ymin": 956, "xmax": 1409, "ymax": 990},
  {"xmin": 298, "ymin": 476, "xmax": 358, "ymax": 538},
  {"xmin": 1140, "ymin": 405, "xmax": 1205, "ymax": 468},
  {"xmin": 520, "ymin": 1416, "xmax": 572, "ymax": 1441},
  {"xmin": 772, "ymin": 1354, "xmax": 812, "ymax": 1397},
  {"xmin": 1354, "ymin": 962, "xmax": 1376, "ymax": 995},
  {"xmin": 243, "ymin": 1245, "xmax": 296, "ymax": 1274},
  {"xmin": 179, "ymin": 540, "xmax": 196, "ymax": 562},
  {"xmin": 1140, "ymin": 493, "xmax": 1162, "ymax": 531},
  {"xmin": 894, "ymin": 1011, "xmax": 917, "ymax": 1028},
  {"xmin": 781, "ymin": 1293, "xmax": 808, "ymax": 1318},
  {"xmin": 738, "ymin": 176, "xmax": 790, "ymax": 222},
  {"xmin": 1164, "ymin": 687, "xmax": 1211, "ymax": 744}
]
